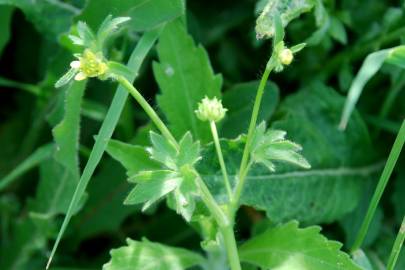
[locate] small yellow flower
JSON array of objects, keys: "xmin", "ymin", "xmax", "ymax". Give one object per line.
[
  {"xmin": 70, "ymin": 49, "xmax": 108, "ymax": 81},
  {"xmin": 195, "ymin": 96, "xmax": 227, "ymax": 122}
]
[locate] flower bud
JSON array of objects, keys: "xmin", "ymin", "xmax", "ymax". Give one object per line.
[
  {"xmin": 195, "ymin": 96, "xmax": 227, "ymax": 122},
  {"xmin": 279, "ymin": 48, "xmax": 293, "ymax": 65}
]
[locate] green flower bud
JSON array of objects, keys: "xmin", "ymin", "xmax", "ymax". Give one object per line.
[
  {"xmin": 195, "ymin": 96, "xmax": 227, "ymax": 122},
  {"xmin": 279, "ymin": 48, "xmax": 293, "ymax": 65}
]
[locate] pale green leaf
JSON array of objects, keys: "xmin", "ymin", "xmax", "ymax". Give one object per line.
[
  {"xmin": 255, "ymin": 0, "xmax": 315, "ymax": 39},
  {"xmin": 339, "ymin": 45, "xmax": 405, "ymax": 130},
  {"xmin": 329, "ymin": 16, "xmax": 347, "ymax": 44},
  {"xmin": 153, "ymin": 20, "xmax": 222, "ymax": 142},
  {"xmin": 107, "ymin": 139, "xmax": 160, "ymax": 176},
  {"xmin": 221, "ymin": 81, "xmax": 279, "ymax": 139},
  {"xmin": 239, "ymin": 221, "xmax": 362, "ymax": 270},
  {"xmin": 103, "ymin": 238, "xmax": 205, "ymax": 270}
]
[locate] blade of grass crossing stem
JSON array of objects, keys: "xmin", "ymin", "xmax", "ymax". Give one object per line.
[
  {"xmin": 387, "ymin": 216, "xmax": 405, "ymax": 270},
  {"xmin": 46, "ymin": 28, "xmax": 162, "ymax": 269},
  {"xmin": 0, "ymin": 143, "xmax": 53, "ymax": 191},
  {"xmin": 351, "ymin": 119, "xmax": 405, "ymax": 252},
  {"xmin": 339, "ymin": 49, "xmax": 390, "ymax": 130}
]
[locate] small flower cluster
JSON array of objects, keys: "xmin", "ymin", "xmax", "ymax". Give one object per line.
[
  {"xmin": 195, "ymin": 96, "xmax": 227, "ymax": 123},
  {"xmin": 55, "ymin": 16, "xmax": 130, "ymax": 88}
]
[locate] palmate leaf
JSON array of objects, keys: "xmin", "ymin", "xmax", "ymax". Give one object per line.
[
  {"xmin": 255, "ymin": 0, "xmax": 315, "ymax": 39},
  {"xmin": 251, "ymin": 122, "xmax": 310, "ymax": 171},
  {"xmin": 103, "ymin": 238, "xmax": 205, "ymax": 270},
  {"xmin": 239, "ymin": 221, "xmax": 362, "ymax": 270},
  {"xmin": 199, "ymin": 84, "xmax": 380, "ymax": 224},
  {"xmin": 153, "ymin": 20, "xmax": 222, "ymax": 143},
  {"xmin": 107, "ymin": 132, "xmax": 201, "ymax": 221}
]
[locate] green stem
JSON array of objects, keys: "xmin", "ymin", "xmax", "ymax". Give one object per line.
[
  {"xmin": 387, "ymin": 216, "xmax": 405, "ymax": 270},
  {"xmin": 232, "ymin": 58, "xmax": 275, "ymax": 210},
  {"xmin": 209, "ymin": 121, "xmax": 233, "ymax": 200},
  {"xmin": 117, "ymin": 77, "xmax": 230, "ymax": 227},
  {"xmin": 117, "ymin": 75, "xmax": 178, "ymax": 148},
  {"xmin": 351, "ymin": 119, "xmax": 405, "ymax": 252},
  {"xmin": 221, "ymin": 225, "xmax": 242, "ymax": 270}
]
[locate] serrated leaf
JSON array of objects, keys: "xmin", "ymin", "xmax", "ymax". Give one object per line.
[
  {"xmin": 255, "ymin": 0, "xmax": 315, "ymax": 39},
  {"xmin": 124, "ymin": 173, "xmax": 181, "ymax": 211},
  {"xmin": 153, "ymin": 20, "xmax": 222, "ymax": 142},
  {"xmin": 251, "ymin": 122, "xmax": 310, "ymax": 171},
  {"xmin": 199, "ymin": 84, "xmax": 380, "ymax": 224},
  {"xmin": 239, "ymin": 221, "xmax": 362, "ymax": 270},
  {"xmin": 78, "ymin": 0, "xmax": 184, "ymax": 32},
  {"xmin": 103, "ymin": 238, "xmax": 205, "ymax": 270},
  {"xmin": 107, "ymin": 139, "xmax": 160, "ymax": 176},
  {"xmin": 221, "ymin": 81, "xmax": 279, "ymax": 139}
]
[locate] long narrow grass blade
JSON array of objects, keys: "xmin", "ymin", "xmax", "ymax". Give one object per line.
[
  {"xmin": 339, "ymin": 49, "xmax": 390, "ymax": 130},
  {"xmin": 46, "ymin": 28, "xmax": 162, "ymax": 269},
  {"xmin": 351, "ymin": 119, "xmax": 405, "ymax": 252},
  {"xmin": 387, "ymin": 216, "xmax": 405, "ymax": 270},
  {"xmin": 0, "ymin": 143, "xmax": 53, "ymax": 191}
]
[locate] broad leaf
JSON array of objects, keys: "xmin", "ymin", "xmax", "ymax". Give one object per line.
[
  {"xmin": 103, "ymin": 238, "xmax": 205, "ymax": 270},
  {"xmin": 221, "ymin": 81, "xmax": 279, "ymax": 139},
  {"xmin": 255, "ymin": 0, "xmax": 315, "ymax": 39},
  {"xmin": 199, "ymin": 84, "xmax": 380, "ymax": 224},
  {"xmin": 78, "ymin": 0, "xmax": 184, "ymax": 31},
  {"xmin": 153, "ymin": 20, "xmax": 222, "ymax": 142},
  {"xmin": 239, "ymin": 221, "xmax": 362, "ymax": 270}
]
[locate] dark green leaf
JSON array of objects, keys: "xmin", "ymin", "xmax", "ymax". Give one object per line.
[
  {"xmin": 199, "ymin": 84, "xmax": 380, "ymax": 224},
  {"xmin": 239, "ymin": 221, "xmax": 362, "ymax": 270},
  {"xmin": 221, "ymin": 81, "xmax": 279, "ymax": 139},
  {"xmin": 103, "ymin": 238, "xmax": 205, "ymax": 270},
  {"xmin": 0, "ymin": 0, "xmax": 78, "ymax": 39},
  {"xmin": 78, "ymin": 0, "xmax": 184, "ymax": 31},
  {"xmin": 153, "ymin": 20, "xmax": 222, "ymax": 142},
  {"xmin": 0, "ymin": 6, "xmax": 13, "ymax": 56}
]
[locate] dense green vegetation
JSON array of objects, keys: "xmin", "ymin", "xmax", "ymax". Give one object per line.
[{"xmin": 0, "ymin": 0, "xmax": 404, "ymax": 269}]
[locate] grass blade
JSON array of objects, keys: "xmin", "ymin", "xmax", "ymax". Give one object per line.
[
  {"xmin": 46, "ymin": 28, "xmax": 162, "ymax": 269},
  {"xmin": 339, "ymin": 49, "xmax": 390, "ymax": 130},
  {"xmin": 387, "ymin": 216, "xmax": 405, "ymax": 270},
  {"xmin": 351, "ymin": 119, "xmax": 405, "ymax": 252},
  {"xmin": 0, "ymin": 143, "xmax": 53, "ymax": 191}
]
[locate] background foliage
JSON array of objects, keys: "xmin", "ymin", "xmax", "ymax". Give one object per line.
[{"xmin": 0, "ymin": 0, "xmax": 404, "ymax": 269}]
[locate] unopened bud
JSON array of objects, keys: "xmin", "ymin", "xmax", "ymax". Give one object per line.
[
  {"xmin": 279, "ymin": 48, "xmax": 293, "ymax": 65},
  {"xmin": 195, "ymin": 96, "xmax": 227, "ymax": 122}
]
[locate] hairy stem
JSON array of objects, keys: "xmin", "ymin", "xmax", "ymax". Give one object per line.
[
  {"xmin": 117, "ymin": 76, "xmax": 231, "ymax": 230},
  {"xmin": 210, "ymin": 121, "xmax": 233, "ymax": 200},
  {"xmin": 387, "ymin": 216, "xmax": 405, "ymax": 270},
  {"xmin": 351, "ymin": 119, "xmax": 405, "ymax": 252},
  {"xmin": 117, "ymin": 75, "xmax": 178, "ymax": 148},
  {"xmin": 232, "ymin": 57, "xmax": 275, "ymax": 210},
  {"xmin": 221, "ymin": 225, "xmax": 242, "ymax": 270}
]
